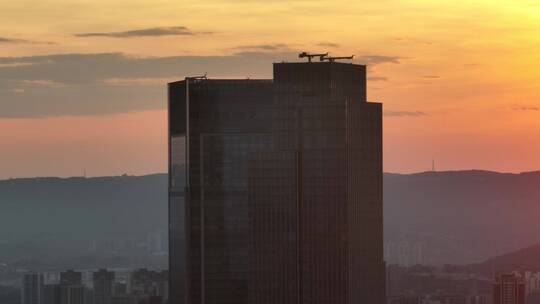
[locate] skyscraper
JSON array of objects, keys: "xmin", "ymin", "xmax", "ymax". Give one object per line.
[
  {"xmin": 494, "ymin": 273, "xmax": 525, "ymax": 304},
  {"xmin": 168, "ymin": 57, "xmax": 384, "ymax": 304},
  {"xmin": 22, "ymin": 273, "xmax": 44, "ymax": 304},
  {"xmin": 169, "ymin": 78, "xmax": 274, "ymax": 304}
]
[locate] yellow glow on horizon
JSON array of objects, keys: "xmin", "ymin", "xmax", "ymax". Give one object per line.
[{"xmin": 1, "ymin": 0, "xmax": 540, "ymax": 173}]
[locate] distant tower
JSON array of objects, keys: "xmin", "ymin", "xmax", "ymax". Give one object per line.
[{"xmin": 432, "ymin": 159, "xmax": 436, "ymax": 172}]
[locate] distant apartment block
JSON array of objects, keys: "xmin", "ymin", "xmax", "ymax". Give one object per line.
[
  {"xmin": 93, "ymin": 269, "xmax": 115, "ymax": 304},
  {"xmin": 494, "ymin": 273, "xmax": 525, "ymax": 304}
]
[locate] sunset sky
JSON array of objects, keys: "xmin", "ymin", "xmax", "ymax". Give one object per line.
[{"xmin": 2, "ymin": 0, "xmax": 540, "ymax": 178}]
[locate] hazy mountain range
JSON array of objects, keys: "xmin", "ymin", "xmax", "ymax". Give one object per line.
[
  {"xmin": 0, "ymin": 174, "xmax": 167, "ymax": 270},
  {"xmin": 385, "ymin": 170, "xmax": 540, "ymax": 265},
  {"xmin": 1, "ymin": 170, "xmax": 540, "ymax": 269}
]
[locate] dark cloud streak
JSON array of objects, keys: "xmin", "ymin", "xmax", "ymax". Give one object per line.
[
  {"xmin": 0, "ymin": 37, "xmax": 21, "ymax": 43},
  {"xmin": 0, "ymin": 51, "xmax": 403, "ymax": 118},
  {"xmin": 384, "ymin": 110, "xmax": 428, "ymax": 117},
  {"xmin": 234, "ymin": 43, "xmax": 290, "ymax": 51},
  {"xmin": 74, "ymin": 26, "xmax": 211, "ymax": 38},
  {"xmin": 317, "ymin": 42, "xmax": 340, "ymax": 47},
  {"xmin": 513, "ymin": 106, "xmax": 539, "ymax": 111},
  {"xmin": 368, "ymin": 76, "xmax": 388, "ymax": 82},
  {"xmin": 0, "ymin": 37, "xmax": 53, "ymax": 44},
  {"xmin": 355, "ymin": 55, "xmax": 402, "ymax": 66},
  {"xmin": 0, "ymin": 51, "xmax": 297, "ymax": 118}
]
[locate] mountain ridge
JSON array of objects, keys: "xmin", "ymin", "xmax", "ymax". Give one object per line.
[{"xmin": 2, "ymin": 169, "xmax": 540, "ymax": 267}]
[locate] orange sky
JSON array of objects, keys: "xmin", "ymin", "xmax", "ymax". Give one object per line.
[{"xmin": 1, "ymin": 0, "xmax": 540, "ymax": 177}]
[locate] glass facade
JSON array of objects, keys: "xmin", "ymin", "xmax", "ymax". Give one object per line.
[
  {"xmin": 169, "ymin": 62, "xmax": 384, "ymax": 304},
  {"xmin": 168, "ymin": 79, "xmax": 274, "ymax": 304},
  {"xmin": 169, "ymin": 80, "xmax": 187, "ymax": 304},
  {"xmin": 248, "ymin": 62, "xmax": 384, "ymax": 304}
]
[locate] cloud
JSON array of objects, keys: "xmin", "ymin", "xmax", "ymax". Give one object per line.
[
  {"xmin": 20, "ymin": 79, "xmax": 67, "ymax": 88},
  {"xmin": 384, "ymin": 110, "xmax": 428, "ymax": 117},
  {"xmin": 0, "ymin": 37, "xmax": 21, "ymax": 43},
  {"xmin": 74, "ymin": 26, "xmax": 210, "ymax": 38},
  {"xmin": 355, "ymin": 55, "xmax": 402, "ymax": 66},
  {"xmin": 368, "ymin": 76, "xmax": 388, "ymax": 82},
  {"xmin": 317, "ymin": 42, "xmax": 340, "ymax": 48},
  {"xmin": 0, "ymin": 51, "xmax": 298, "ymax": 118},
  {"xmin": 393, "ymin": 37, "xmax": 432, "ymax": 45},
  {"xmin": 0, "ymin": 52, "xmax": 296, "ymax": 84},
  {"xmin": 0, "ymin": 51, "xmax": 405, "ymax": 118},
  {"xmin": 512, "ymin": 106, "xmax": 539, "ymax": 111},
  {"xmin": 234, "ymin": 44, "xmax": 291, "ymax": 51},
  {"xmin": 102, "ymin": 77, "xmax": 183, "ymax": 86},
  {"xmin": 0, "ymin": 37, "xmax": 54, "ymax": 44}
]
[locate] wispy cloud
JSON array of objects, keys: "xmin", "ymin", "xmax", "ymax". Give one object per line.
[
  {"xmin": 0, "ymin": 51, "xmax": 297, "ymax": 118},
  {"xmin": 317, "ymin": 42, "xmax": 340, "ymax": 48},
  {"xmin": 384, "ymin": 110, "xmax": 428, "ymax": 117},
  {"xmin": 234, "ymin": 43, "xmax": 291, "ymax": 51},
  {"xmin": 75, "ymin": 26, "xmax": 211, "ymax": 38},
  {"xmin": 0, "ymin": 37, "xmax": 22, "ymax": 43},
  {"xmin": 512, "ymin": 106, "xmax": 539, "ymax": 111},
  {"xmin": 21, "ymin": 79, "xmax": 67, "ymax": 88},
  {"xmin": 0, "ymin": 51, "xmax": 406, "ymax": 118},
  {"xmin": 102, "ymin": 77, "xmax": 183, "ymax": 86},
  {"xmin": 421, "ymin": 75, "xmax": 440, "ymax": 79},
  {"xmin": 0, "ymin": 37, "xmax": 54, "ymax": 45},
  {"xmin": 393, "ymin": 37, "xmax": 432, "ymax": 45},
  {"xmin": 368, "ymin": 76, "xmax": 388, "ymax": 82},
  {"xmin": 356, "ymin": 55, "xmax": 402, "ymax": 66}
]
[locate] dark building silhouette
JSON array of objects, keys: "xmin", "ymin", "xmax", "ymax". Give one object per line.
[
  {"xmin": 168, "ymin": 59, "xmax": 384, "ymax": 304},
  {"xmin": 60, "ymin": 270, "xmax": 83, "ymax": 304},
  {"xmin": 60, "ymin": 270, "xmax": 82, "ymax": 286},
  {"xmin": 128, "ymin": 268, "xmax": 168, "ymax": 300},
  {"xmin": 93, "ymin": 269, "xmax": 115, "ymax": 304},
  {"xmin": 66, "ymin": 285, "xmax": 85, "ymax": 304},
  {"xmin": 42, "ymin": 284, "xmax": 61, "ymax": 304},
  {"xmin": 494, "ymin": 274, "xmax": 525, "ymax": 304},
  {"xmin": 21, "ymin": 273, "xmax": 43, "ymax": 304}
]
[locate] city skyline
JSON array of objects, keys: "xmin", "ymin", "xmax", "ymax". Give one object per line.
[{"xmin": 3, "ymin": 1, "xmax": 540, "ymax": 178}]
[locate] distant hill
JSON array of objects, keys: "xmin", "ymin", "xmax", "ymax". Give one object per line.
[
  {"xmin": 459, "ymin": 243, "xmax": 540, "ymax": 275},
  {"xmin": 0, "ymin": 174, "xmax": 168, "ymax": 269},
  {"xmin": 2, "ymin": 169, "xmax": 540, "ymax": 268},
  {"xmin": 384, "ymin": 170, "xmax": 540, "ymax": 265}
]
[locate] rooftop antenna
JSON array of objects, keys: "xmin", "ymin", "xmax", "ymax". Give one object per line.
[
  {"xmin": 299, "ymin": 52, "xmax": 329, "ymax": 63},
  {"xmin": 321, "ymin": 54, "xmax": 354, "ymax": 62},
  {"xmin": 432, "ymin": 159, "xmax": 435, "ymax": 172}
]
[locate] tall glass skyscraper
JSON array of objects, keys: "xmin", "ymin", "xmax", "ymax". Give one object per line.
[{"xmin": 168, "ymin": 60, "xmax": 384, "ymax": 304}]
